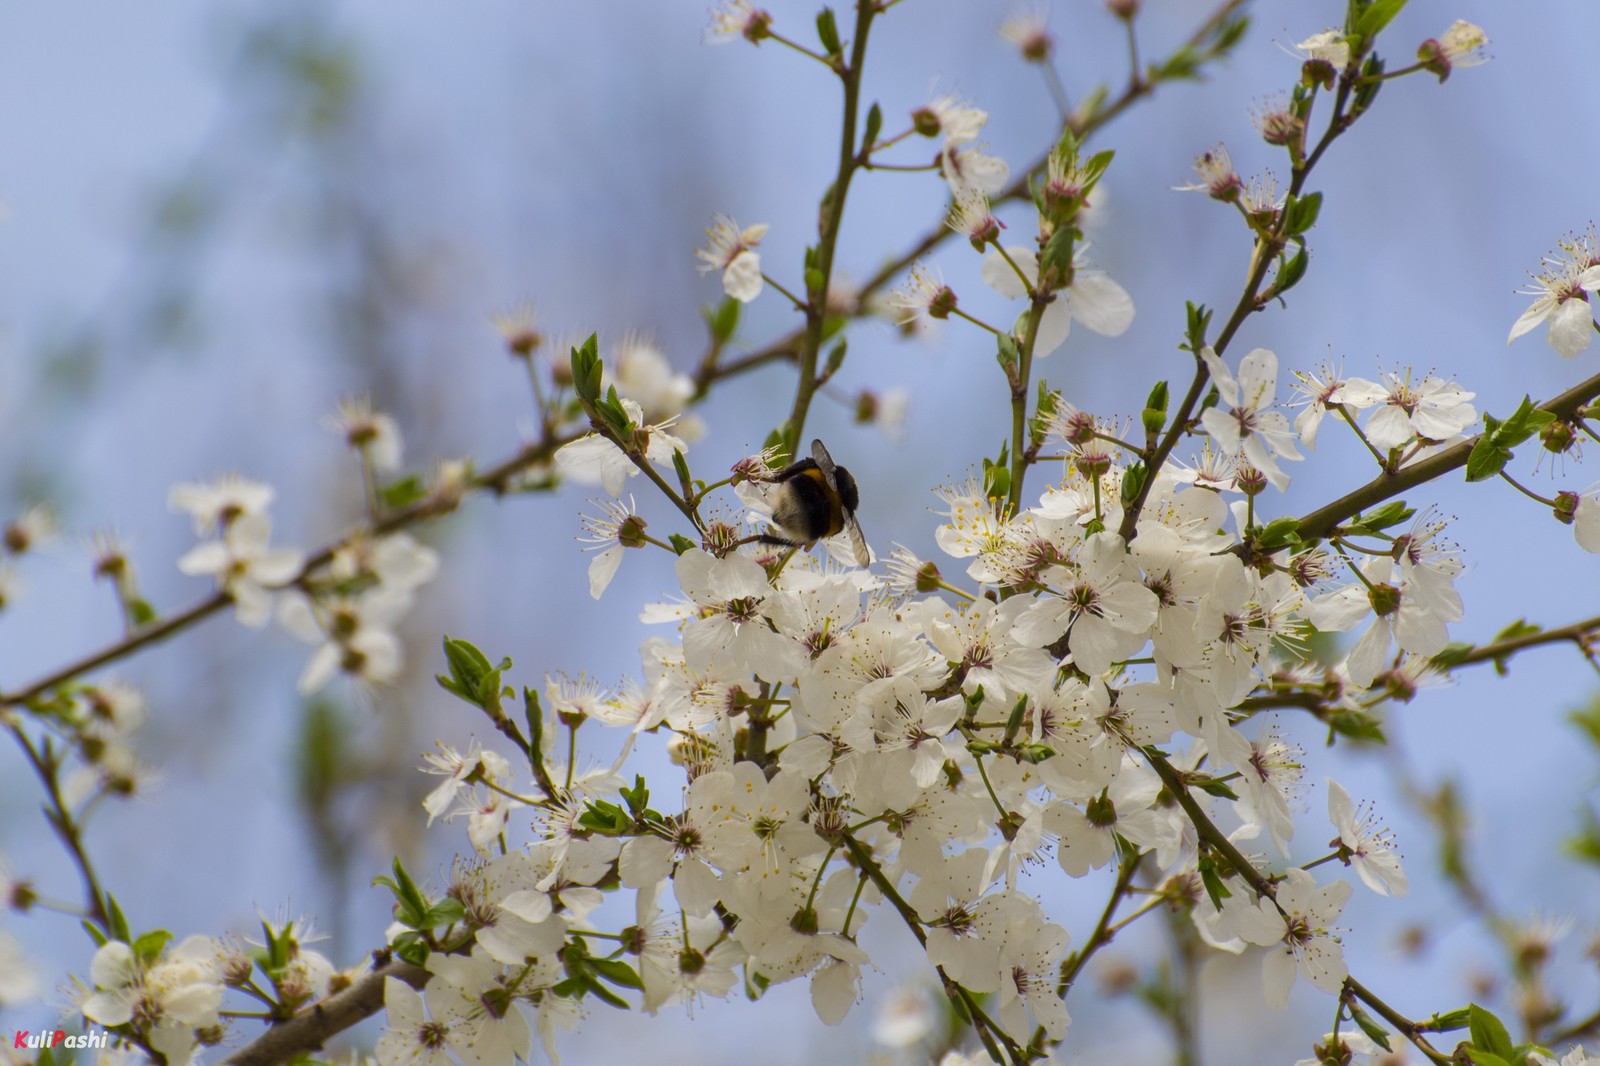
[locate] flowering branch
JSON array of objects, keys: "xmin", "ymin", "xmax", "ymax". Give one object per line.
[
  {"xmin": 1291, "ymin": 367, "xmax": 1600, "ymax": 541},
  {"xmin": 782, "ymin": 0, "xmax": 877, "ymax": 459},
  {"xmin": 220, "ymin": 956, "xmax": 427, "ymax": 1066}
]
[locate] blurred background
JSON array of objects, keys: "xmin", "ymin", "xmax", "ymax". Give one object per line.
[{"xmin": 1, "ymin": 0, "xmax": 1598, "ymax": 1062}]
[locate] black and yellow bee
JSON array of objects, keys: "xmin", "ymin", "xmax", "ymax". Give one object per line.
[{"xmin": 759, "ymin": 439, "xmax": 870, "ymax": 567}]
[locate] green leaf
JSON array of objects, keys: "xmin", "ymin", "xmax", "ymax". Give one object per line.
[
  {"xmin": 824, "ymin": 337, "xmax": 847, "ymax": 377},
  {"xmin": 1357, "ymin": 500, "xmax": 1415, "ymax": 531},
  {"xmin": 379, "ymin": 474, "xmax": 427, "ymax": 510},
  {"xmin": 1426, "ymin": 1007, "xmax": 1472, "ymax": 1032},
  {"xmin": 129, "ymin": 598, "xmax": 158, "ymax": 627},
  {"xmin": 1491, "ymin": 395, "xmax": 1556, "ymax": 448},
  {"xmin": 1193, "ymin": 777, "xmax": 1240, "ymax": 801},
  {"xmin": 815, "ymin": 7, "xmax": 840, "ymax": 54},
  {"xmin": 588, "ymin": 957, "xmax": 644, "ymax": 990},
  {"xmin": 670, "ymin": 448, "xmax": 693, "ymax": 492},
  {"xmin": 584, "ymin": 974, "xmax": 632, "ymax": 1009},
  {"xmin": 1284, "ymin": 191, "xmax": 1323, "ymax": 237},
  {"xmin": 1039, "ymin": 226, "xmax": 1077, "ymax": 283},
  {"xmin": 1429, "ymin": 641, "xmax": 1473, "ymax": 669},
  {"xmin": 1197, "ymin": 855, "xmax": 1231, "ymax": 910},
  {"xmin": 425, "ymin": 898, "xmax": 466, "ymax": 927},
  {"xmin": 82, "ymin": 920, "xmax": 109, "ymax": 948},
  {"xmin": 667, "ymin": 534, "xmax": 697, "ymax": 556},
  {"xmin": 1355, "ymin": 0, "xmax": 1408, "ymax": 41},
  {"xmin": 1568, "ymin": 696, "xmax": 1600, "ymax": 749},
  {"xmin": 1464, "ymin": 434, "xmax": 1511, "ymax": 482},
  {"xmin": 862, "ymin": 102, "xmax": 882, "ymax": 151},
  {"xmin": 1184, "ymin": 302, "xmax": 1212, "ymax": 349},
  {"xmin": 620, "ymin": 775, "xmax": 650, "ymax": 815},
  {"xmin": 578, "ymin": 800, "xmax": 633, "ymax": 836},
  {"xmin": 1562, "ymin": 805, "xmax": 1600, "ymax": 867},
  {"xmin": 1467, "ymin": 1004, "xmax": 1515, "ymax": 1059},
  {"xmin": 392, "ymin": 930, "xmax": 429, "ymax": 967},
  {"xmin": 1328, "ymin": 710, "xmax": 1387, "ymax": 743},
  {"xmin": 107, "ymin": 895, "xmax": 131, "ymax": 943},
  {"xmin": 1119, "ymin": 463, "xmax": 1148, "ymax": 506},
  {"xmin": 385, "ymin": 857, "xmax": 430, "ymax": 928},
  {"xmin": 1256, "ymin": 516, "xmax": 1301, "ymax": 550},
  {"xmin": 703, "ymin": 297, "xmax": 740, "ymax": 343},
  {"xmin": 523, "ymin": 686, "xmax": 546, "ymax": 768},
  {"xmin": 132, "ymin": 929, "xmax": 173, "ymax": 967},
  {"xmin": 1348, "ymin": 1001, "xmax": 1393, "ymax": 1052},
  {"xmin": 440, "ymin": 637, "xmax": 493, "ymax": 702},
  {"xmin": 995, "ymin": 332, "xmax": 1020, "ymax": 373},
  {"xmin": 1275, "ymin": 244, "xmax": 1309, "ymax": 293},
  {"xmin": 1463, "ymin": 1053, "xmax": 1512, "ymax": 1066},
  {"xmin": 570, "ymin": 334, "xmax": 602, "ymax": 403}
]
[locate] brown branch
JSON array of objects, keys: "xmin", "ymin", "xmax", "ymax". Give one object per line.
[
  {"xmin": 1292, "ymin": 368, "xmax": 1600, "ymax": 542},
  {"xmin": 691, "ymin": 0, "xmax": 1250, "ymax": 404},
  {"xmin": 222, "ymin": 956, "xmax": 427, "ymax": 1066},
  {"xmin": 1436, "ymin": 613, "xmax": 1600, "ymax": 669}
]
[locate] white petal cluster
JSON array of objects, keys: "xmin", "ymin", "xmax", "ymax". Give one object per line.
[
  {"xmin": 396, "ymin": 370, "xmax": 1481, "ymax": 1059},
  {"xmin": 171, "ymin": 476, "xmax": 304, "ymax": 627}
]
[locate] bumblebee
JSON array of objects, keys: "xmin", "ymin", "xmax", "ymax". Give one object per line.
[{"xmin": 760, "ymin": 439, "xmax": 870, "ymax": 567}]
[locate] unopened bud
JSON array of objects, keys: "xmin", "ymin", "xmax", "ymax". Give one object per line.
[{"xmin": 1105, "ymin": 0, "xmax": 1138, "ymax": 21}]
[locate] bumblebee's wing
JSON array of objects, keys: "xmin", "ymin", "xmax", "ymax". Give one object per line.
[
  {"xmin": 843, "ymin": 510, "xmax": 871, "ymax": 567},
  {"xmin": 810, "ymin": 439, "xmax": 839, "ymax": 491}
]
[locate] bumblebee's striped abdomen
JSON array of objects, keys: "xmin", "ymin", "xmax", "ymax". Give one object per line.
[{"xmin": 771, "ymin": 466, "xmax": 844, "ymax": 541}]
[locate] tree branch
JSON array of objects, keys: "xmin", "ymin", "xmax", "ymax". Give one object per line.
[{"xmin": 222, "ymin": 956, "xmax": 426, "ymax": 1066}]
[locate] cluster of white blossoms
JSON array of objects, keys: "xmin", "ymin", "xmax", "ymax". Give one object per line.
[
  {"xmin": 380, "ymin": 328, "xmax": 1565, "ymax": 1062},
  {"xmin": 172, "ymin": 401, "xmax": 441, "ymax": 694},
  {"xmin": 74, "ymin": 920, "xmax": 346, "ymax": 1065}
]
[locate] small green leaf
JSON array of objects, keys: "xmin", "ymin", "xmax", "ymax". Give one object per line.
[
  {"xmin": 1275, "ymin": 245, "xmax": 1309, "ymax": 293},
  {"xmin": 1426, "ymin": 1007, "xmax": 1472, "ymax": 1032},
  {"xmin": 1464, "ymin": 434, "xmax": 1511, "ymax": 482},
  {"xmin": 1197, "ymin": 855, "xmax": 1231, "ymax": 910},
  {"xmin": 392, "ymin": 930, "xmax": 429, "ymax": 967},
  {"xmin": 1256, "ymin": 516, "xmax": 1301, "ymax": 550},
  {"xmin": 1356, "ymin": 500, "xmax": 1415, "ymax": 531},
  {"xmin": 1328, "ymin": 710, "xmax": 1387, "ymax": 743},
  {"xmin": 995, "ymin": 332, "xmax": 1020, "ymax": 373},
  {"xmin": 1284, "ymin": 191, "xmax": 1323, "ymax": 237},
  {"xmin": 1193, "ymin": 777, "xmax": 1240, "ymax": 801},
  {"xmin": 1120, "ymin": 463, "xmax": 1148, "ymax": 506},
  {"xmin": 667, "ymin": 534, "xmax": 697, "ymax": 556},
  {"xmin": 862, "ymin": 102, "xmax": 882, "ymax": 151},
  {"xmin": 1491, "ymin": 395, "xmax": 1556, "ymax": 448},
  {"xmin": 824, "ymin": 337, "xmax": 847, "ymax": 377},
  {"xmin": 704, "ymin": 297, "xmax": 740, "ymax": 343},
  {"xmin": 815, "ymin": 7, "xmax": 841, "ymax": 54},
  {"xmin": 107, "ymin": 895, "xmax": 131, "ymax": 943},
  {"xmin": 1467, "ymin": 1004, "xmax": 1515, "ymax": 1059},
  {"xmin": 589, "ymin": 957, "xmax": 644, "ymax": 990},
  {"xmin": 132, "ymin": 929, "xmax": 173, "ymax": 967},
  {"xmin": 1348, "ymin": 1001, "xmax": 1393, "ymax": 1052},
  {"xmin": 1355, "ymin": 0, "xmax": 1408, "ymax": 41},
  {"xmin": 379, "ymin": 475, "xmax": 427, "ymax": 510},
  {"xmin": 570, "ymin": 334, "xmax": 602, "ymax": 403}
]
